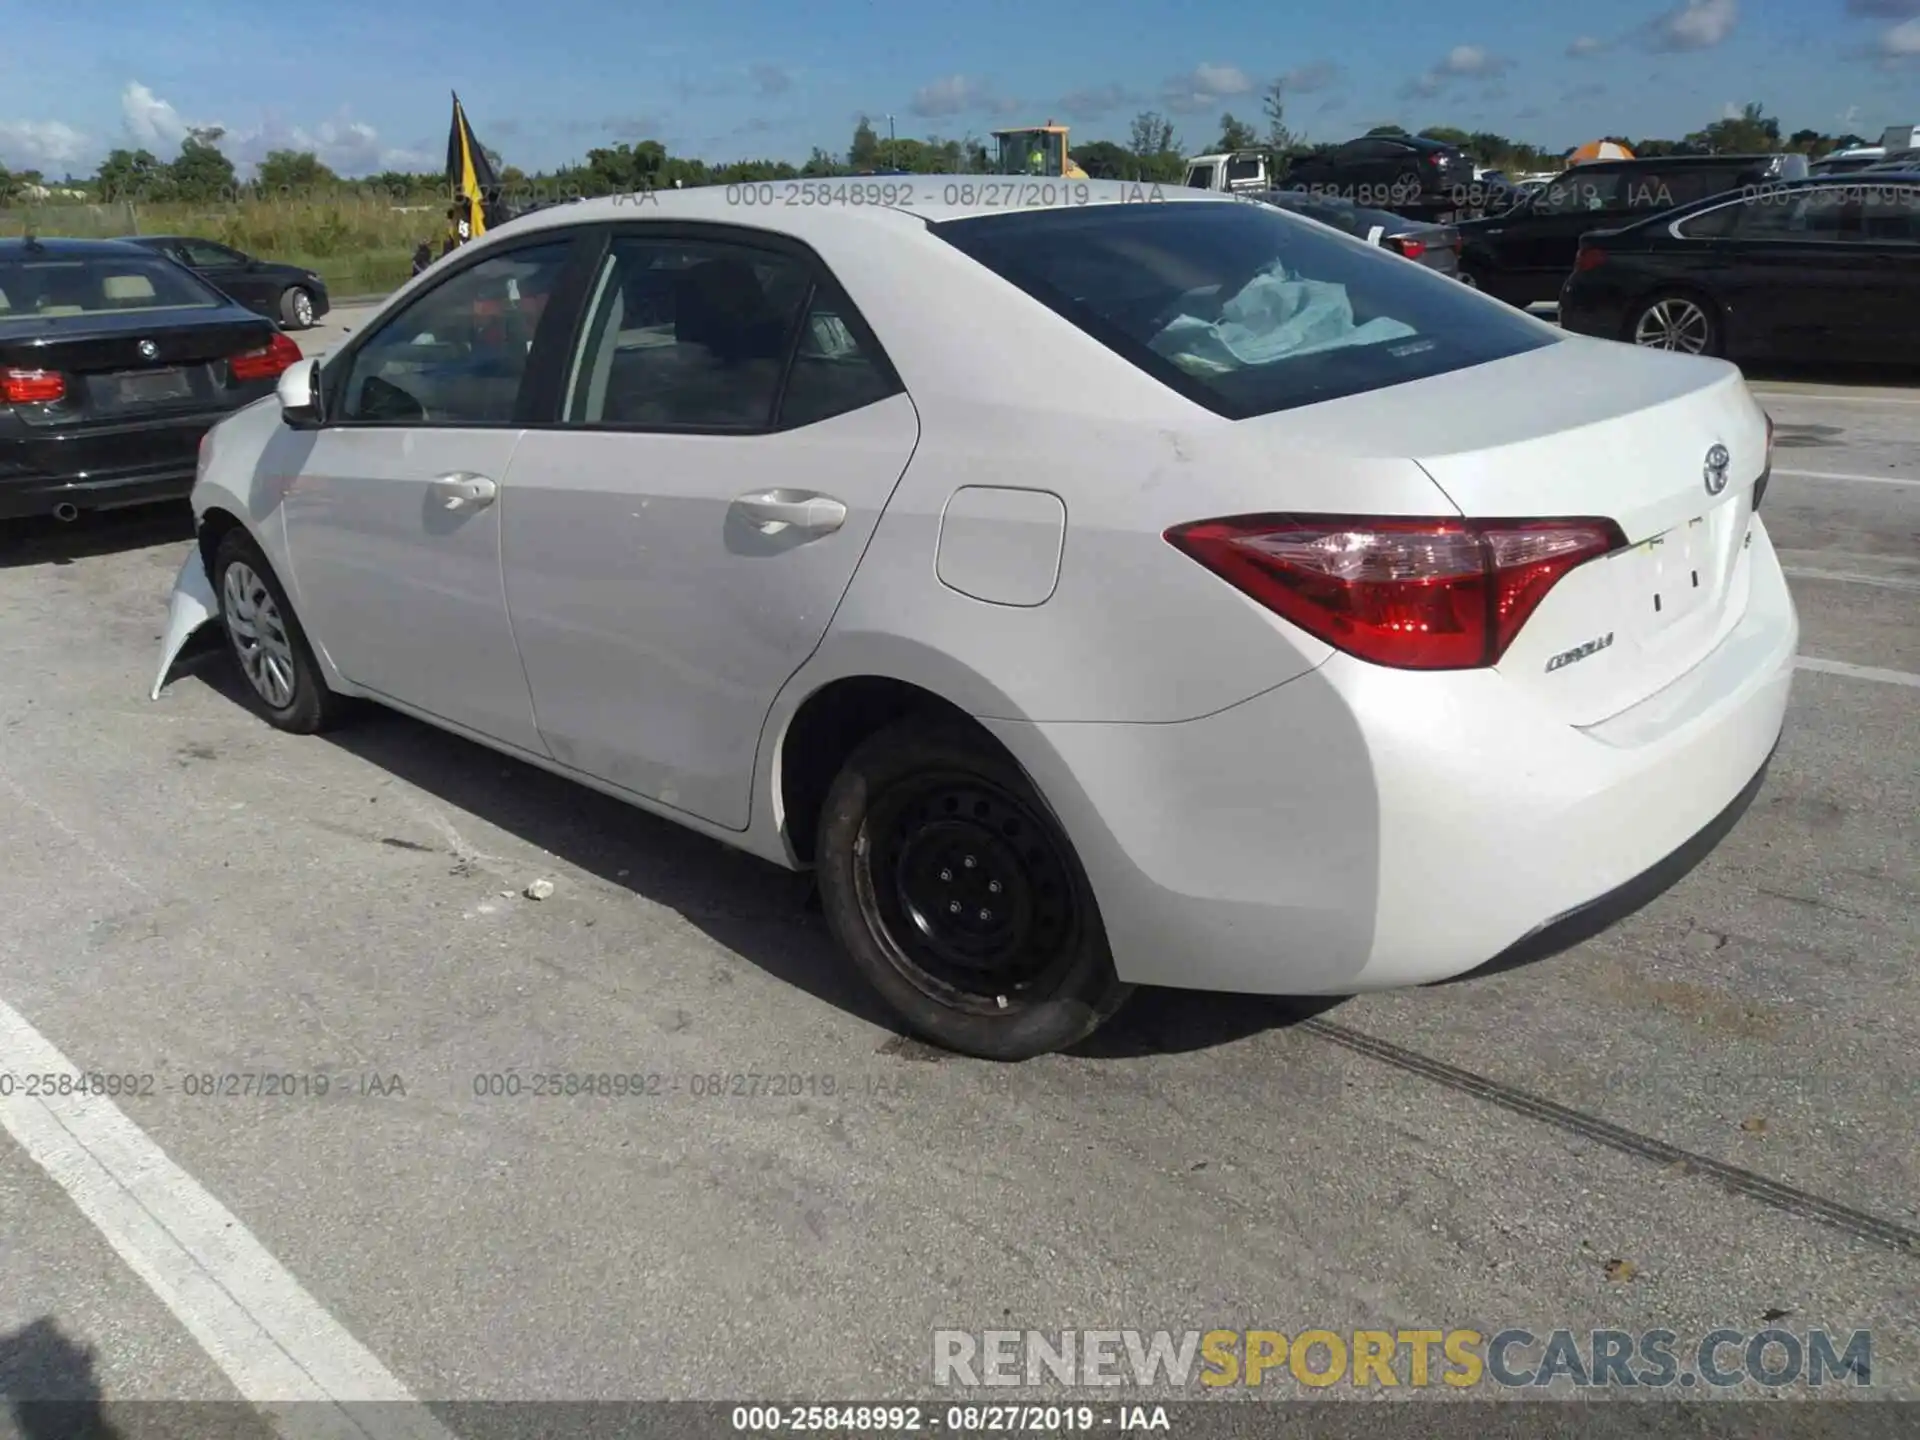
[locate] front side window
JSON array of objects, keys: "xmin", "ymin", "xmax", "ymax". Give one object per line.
[
  {"xmin": 183, "ymin": 241, "xmax": 244, "ymax": 267},
  {"xmin": 0, "ymin": 254, "xmax": 221, "ymax": 315},
  {"xmin": 336, "ymin": 240, "xmax": 572, "ymax": 425},
  {"xmin": 935, "ymin": 199, "xmax": 1554, "ymax": 420}
]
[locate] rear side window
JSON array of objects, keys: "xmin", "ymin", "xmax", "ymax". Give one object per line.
[
  {"xmin": 0, "ymin": 254, "xmax": 219, "ymax": 316},
  {"xmin": 1673, "ymin": 201, "xmax": 1742, "ymax": 238},
  {"xmin": 1635, "ymin": 169, "xmax": 1742, "ymax": 208},
  {"xmin": 934, "ymin": 199, "xmax": 1554, "ymax": 420},
  {"xmin": 1225, "ymin": 156, "xmax": 1264, "ymax": 184}
]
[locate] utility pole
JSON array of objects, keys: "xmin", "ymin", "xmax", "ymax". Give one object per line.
[{"xmin": 887, "ymin": 114, "xmax": 896, "ymax": 170}]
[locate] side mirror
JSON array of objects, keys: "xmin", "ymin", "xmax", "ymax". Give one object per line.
[{"xmin": 277, "ymin": 357, "xmax": 322, "ymax": 427}]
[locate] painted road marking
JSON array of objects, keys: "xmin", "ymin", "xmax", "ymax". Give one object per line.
[
  {"xmin": 1796, "ymin": 657, "xmax": 1920, "ymax": 690},
  {"xmin": 0, "ymin": 997, "xmax": 458, "ymax": 1439},
  {"xmin": 1784, "ymin": 567, "xmax": 1920, "ymax": 592},
  {"xmin": 1774, "ymin": 468, "xmax": 1920, "ymax": 491}
]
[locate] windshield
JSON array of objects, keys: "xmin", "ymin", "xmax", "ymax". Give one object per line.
[
  {"xmin": 996, "ymin": 131, "xmax": 1064, "ymax": 175},
  {"xmin": 934, "ymin": 200, "xmax": 1552, "ymax": 419},
  {"xmin": 0, "ymin": 253, "xmax": 221, "ymax": 318}
]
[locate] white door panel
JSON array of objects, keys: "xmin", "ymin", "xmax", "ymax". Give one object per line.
[
  {"xmin": 282, "ymin": 426, "xmax": 545, "ymax": 752},
  {"xmin": 501, "ymin": 394, "xmax": 920, "ymax": 827}
]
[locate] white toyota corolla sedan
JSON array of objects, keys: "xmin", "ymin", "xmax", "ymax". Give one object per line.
[{"xmin": 153, "ymin": 179, "xmax": 1796, "ymax": 1060}]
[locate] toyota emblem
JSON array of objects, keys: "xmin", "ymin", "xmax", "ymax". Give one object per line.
[
  {"xmin": 137, "ymin": 339, "xmax": 159, "ymax": 361},
  {"xmin": 1703, "ymin": 443, "xmax": 1730, "ymax": 496}
]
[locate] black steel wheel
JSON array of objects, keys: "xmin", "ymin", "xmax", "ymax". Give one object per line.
[{"xmin": 817, "ymin": 722, "xmax": 1131, "ymax": 1060}]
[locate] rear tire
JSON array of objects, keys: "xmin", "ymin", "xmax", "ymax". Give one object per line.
[
  {"xmin": 1627, "ymin": 292, "xmax": 1722, "ymax": 357},
  {"xmin": 279, "ymin": 286, "xmax": 315, "ymax": 330},
  {"xmin": 816, "ymin": 721, "xmax": 1132, "ymax": 1061},
  {"xmin": 212, "ymin": 527, "xmax": 349, "ymax": 733}
]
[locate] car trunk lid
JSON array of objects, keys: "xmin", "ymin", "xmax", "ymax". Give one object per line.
[
  {"xmin": 1242, "ymin": 335, "xmax": 1770, "ymax": 725},
  {"xmin": 2, "ymin": 308, "xmax": 278, "ymax": 427}
]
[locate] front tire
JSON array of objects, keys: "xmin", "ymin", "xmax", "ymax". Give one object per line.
[
  {"xmin": 279, "ymin": 286, "xmax": 315, "ymax": 330},
  {"xmin": 212, "ymin": 528, "xmax": 348, "ymax": 733},
  {"xmin": 1628, "ymin": 293, "xmax": 1721, "ymax": 357},
  {"xmin": 816, "ymin": 722, "xmax": 1132, "ymax": 1061}
]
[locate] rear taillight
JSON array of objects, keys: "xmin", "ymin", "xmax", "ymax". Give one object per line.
[
  {"xmin": 1165, "ymin": 515, "xmax": 1627, "ymax": 670},
  {"xmin": 2, "ymin": 367, "xmax": 65, "ymax": 403},
  {"xmin": 1390, "ymin": 237, "xmax": 1427, "ymax": 260},
  {"xmin": 229, "ymin": 332, "xmax": 302, "ymax": 382},
  {"xmin": 1575, "ymin": 246, "xmax": 1607, "ymax": 271}
]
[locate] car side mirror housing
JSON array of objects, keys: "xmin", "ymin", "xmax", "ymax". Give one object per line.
[{"xmin": 277, "ymin": 357, "xmax": 323, "ymax": 428}]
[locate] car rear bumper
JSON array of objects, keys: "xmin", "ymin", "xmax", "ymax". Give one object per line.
[
  {"xmin": 1557, "ymin": 288, "xmax": 1628, "ymax": 341},
  {"xmin": 0, "ymin": 410, "xmax": 238, "ymax": 518},
  {"xmin": 986, "ymin": 518, "xmax": 1798, "ymax": 995}
]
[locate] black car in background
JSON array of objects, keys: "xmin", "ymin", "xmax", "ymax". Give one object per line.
[
  {"xmin": 1283, "ymin": 135, "xmax": 1476, "ymax": 215},
  {"xmin": 1, "ymin": 237, "xmax": 300, "ymax": 521},
  {"xmin": 1457, "ymin": 153, "xmax": 1810, "ymax": 306},
  {"xmin": 1251, "ymin": 191, "xmax": 1464, "ymax": 280},
  {"xmin": 1558, "ymin": 173, "xmax": 1920, "ymax": 363},
  {"xmin": 123, "ymin": 235, "xmax": 331, "ymax": 330}
]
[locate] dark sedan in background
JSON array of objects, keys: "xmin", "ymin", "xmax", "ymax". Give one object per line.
[
  {"xmin": 1558, "ymin": 173, "xmax": 1920, "ymax": 363},
  {"xmin": 1251, "ymin": 190, "xmax": 1464, "ymax": 280},
  {"xmin": 1, "ymin": 236, "xmax": 301, "ymax": 522},
  {"xmin": 124, "ymin": 234, "xmax": 331, "ymax": 330},
  {"xmin": 1281, "ymin": 134, "xmax": 1477, "ymax": 216}
]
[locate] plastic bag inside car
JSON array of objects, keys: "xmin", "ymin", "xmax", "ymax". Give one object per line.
[{"xmin": 1147, "ymin": 264, "xmax": 1417, "ymax": 376}]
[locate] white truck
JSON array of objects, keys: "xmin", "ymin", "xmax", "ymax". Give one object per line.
[{"xmin": 1181, "ymin": 150, "xmax": 1275, "ymax": 193}]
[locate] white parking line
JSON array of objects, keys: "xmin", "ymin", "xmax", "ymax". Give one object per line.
[
  {"xmin": 1774, "ymin": 468, "xmax": 1920, "ymax": 491},
  {"xmin": 1784, "ymin": 567, "xmax": 1920, "ymax": 592},
  {"xmin": 0, "ymin": 998, "xmax": 458, "ymax": 1439},
  {"xmin": 1797, "ymin": 657, "xmax": 1920, "ymax": 689},
  {"xmin": 1750, "ymin": 389, "xmax": 1920, "ymax": 406}
]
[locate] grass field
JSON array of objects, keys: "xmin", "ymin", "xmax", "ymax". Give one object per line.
[{"xmin": 0, "ymin": 195, "xmax": 443, "ymax": 295}]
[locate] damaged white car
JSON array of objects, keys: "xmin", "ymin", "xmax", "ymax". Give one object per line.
[{"xmin": 155, "ymin": 181, "xmax": 1795, "ymax": 1060}]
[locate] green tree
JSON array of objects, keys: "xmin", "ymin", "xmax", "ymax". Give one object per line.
[
  {"xmin": 94, "ymin": 147, "xmax": 165, "ymax": 201},
  {"xmin": 1685, "ymin": 103, "xmax": 1778, "ymax": 154},
  {"xmin": 1072, "ymin": 139, "xmax": 1135, "ymax": 179},
  {"xmin": 254, "ymin": 150, "xmax": 337, "ymax": 194},
  {"xmin": 1128, "ymin": 110, "xmax": 1175, "ymax": 158},
  {"xmin": 801, "ymin": 146, "xmax": 844, "ymax": 176},
  {"xmin": 1215, "ymin": 113, "xmax": 1258, "ymax": 151},
  {"xmin": 849, "ymin": 116, "xmax": 881, "ymax": 170},
  {"xmin": 1366, "ymin": 123, "xmax": 1410, "ymax": 137},
  {"xmin": 1260, "ymin": 79, "xmax": 1297, "ymax": 151},
  {"xmin": 1418, "ymin": 125, "xmax": 1472, "ymax": 147},
  {"xmin": 169, "ymin": 127, "xmax": 237, "ymax": 203}
]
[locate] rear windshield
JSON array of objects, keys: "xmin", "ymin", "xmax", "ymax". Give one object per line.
[
  {"xmin": 933, "ymin": 199, "xmax": 1552, "ymax": 419},
  {"xmin": 0, "ymin": 254, "xmax": 220, "ymax": 318}
]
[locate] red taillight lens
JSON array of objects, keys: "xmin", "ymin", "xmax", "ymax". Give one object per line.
[
  {"xmin": 230, "ymin": 332, "xmax": 302, "ymax": 382},
  {"xmin": 2, "ymin": 367, "xmax": 65, "ymax": 403},
  {"xmin": 1391, "ymin": 237, "xmax": 1427, "ymax": 260},
  {"xmin": 1575, "ymin": 246, "xmax": 1607, "ymax": 271},
  {"xmin": 1164, "ymin": 515, "xmax": 1626, "ymax": 670}
]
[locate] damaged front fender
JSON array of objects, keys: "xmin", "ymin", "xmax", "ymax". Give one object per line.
[{"xmin": 150, "ymin": 546, "xmax": 219, "ymax": 700}]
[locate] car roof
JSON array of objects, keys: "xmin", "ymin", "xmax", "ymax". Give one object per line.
[
  {"xmin": 485, "ymin": 175, "xmax": 1231, "ymax": 235},
  {"xmin": 0, "ymin": 235, "xmax": 162, "ymax": 259}
]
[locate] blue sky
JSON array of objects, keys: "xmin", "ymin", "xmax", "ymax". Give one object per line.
[{"xmin": 2, "ymin": 0, "xmax": 1916, "ymax": 178}]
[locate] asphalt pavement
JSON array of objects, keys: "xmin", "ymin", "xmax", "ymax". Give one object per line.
[{"xmin": 0, "ymin": 331, "xmax": 1914, "ymax": 1425}]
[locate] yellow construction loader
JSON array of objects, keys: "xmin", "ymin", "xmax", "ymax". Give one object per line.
[{"xmin": 989, "ymin": 123, "xmax": 1089, "ymax": 179}]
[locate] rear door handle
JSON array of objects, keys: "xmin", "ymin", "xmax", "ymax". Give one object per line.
[
  {"xmin": 430, "ymin": 473, "xmax": 497, "ymax": 510},
  {"xmin": 731, "ymin": 489, "xmax": 847, "ymax": 535}
]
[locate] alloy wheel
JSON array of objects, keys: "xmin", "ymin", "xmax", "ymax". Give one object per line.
[{"xmin": 1633, "ymin": 298, "xmax": 1712, "ymax": 354}]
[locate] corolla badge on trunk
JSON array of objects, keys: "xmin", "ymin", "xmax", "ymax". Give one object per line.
[
  {"xmin": 1703, "ymin": 443, "xmax": 1731, "ymax": 495},
  {"xmin": 1545, "ymin": 632, "xmax": 1615, "ymax": 673},
  {"xmin": 138, "ymin": 339, "xmax": 159, "ymax": 360}
]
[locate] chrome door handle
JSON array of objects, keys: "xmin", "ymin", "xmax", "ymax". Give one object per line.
[
  {"xmin": 431, "ymin": 472, "xmax": 497, "ymax": 510},
  {"xmin": 731, "ymin": 489, "xmax": 847, "ymax": 534}
]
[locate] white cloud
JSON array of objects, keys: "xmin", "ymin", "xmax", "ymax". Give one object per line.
[
  {"xmin": 1279, "ymin": 62, "xmax": 1342, "ymax": 94},
  {"xmin": 909, "ymin": 75, "xmax": 1017, "ymax": 118},
  {"xmin": 0, "ymin": 119, "xmax": 93, "ymax": 170},
  {"xmin": 116, "ymin": 82, "xmax": 434, "ymax": 177},
  {"xmin": 1567, "ymin": 35, "xmax": 1609, "ymax": 57},
  {"xmin": 1435, "ymin": 45, "xmax": 1512, "ymax": 78},
  {"xmin": 1160, "ymin": 63, "xmax": 1255, "ymax": 113},
  {"xmin": 1877, "ymin": 16, "xmax": 1920, "ymax": 54},
  {"xmin": 1646, "ymin": 0, "xmax": 1739, "ymax": 52}
]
